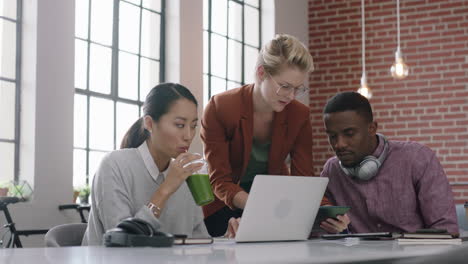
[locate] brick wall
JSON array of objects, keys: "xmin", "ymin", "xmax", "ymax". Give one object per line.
[{"xmin": 308, "ymin": 0, "xmax": 468, "ymax": 203}]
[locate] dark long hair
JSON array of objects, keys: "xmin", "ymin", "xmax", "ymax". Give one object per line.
[{"xmin": 120, "ymin": 83, "xmax": 198, "ymax": 149}]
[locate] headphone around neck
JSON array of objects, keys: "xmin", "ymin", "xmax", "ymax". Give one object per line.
[{"xmin": 339, "ymin": 133, "xmax": 389, "ymax": 181}]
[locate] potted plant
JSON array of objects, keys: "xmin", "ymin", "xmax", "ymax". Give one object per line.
[
  {"xmin": 73, "ymin": 187, "xmax": 80, "ymax": 203},
  {"xmin": 77, "ymin": 185, "xmax": 90, "ymax": 204},
  {"xmin": 0, "ymin": 182, "xmax": 9, "ymax": 197},
  {"xmin": 7, "ymin": 180, "xmax": 33, "ymax": 201}
]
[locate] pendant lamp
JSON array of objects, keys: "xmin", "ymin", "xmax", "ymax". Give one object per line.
[
  {"xmin": 390, "ymin": 0, "xmax": 409, "ymax": 79},
  {"xmin": 357, "ymin": 0, "xmax": 372, "ymax": 99}
]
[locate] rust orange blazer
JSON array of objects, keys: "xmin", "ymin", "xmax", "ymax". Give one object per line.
[{"xmin": 201, "ymin": 84, "xmax": 326, "ymax": 218}]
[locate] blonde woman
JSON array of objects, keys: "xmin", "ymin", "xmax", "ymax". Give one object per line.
[{"xmin": 201, "ymin": 34, "xmax": 350, "ymax": 237}]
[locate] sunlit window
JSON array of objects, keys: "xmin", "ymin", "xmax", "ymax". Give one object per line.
[
  {"xmin": 0, "ymin": 0, "xmax": 21, "ymax": 183},
  {"xmin": 203, "ymin": 0, "xmax": 261, "ymax": 103},
  {"xmin": 74, "ymin": 0, "xmax": 164, "ymax": 188}
]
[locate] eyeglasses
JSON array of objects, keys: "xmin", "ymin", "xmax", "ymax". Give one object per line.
[{"xmin": 268, "ymin": 74, "xmax": 309, "ymax": 98}]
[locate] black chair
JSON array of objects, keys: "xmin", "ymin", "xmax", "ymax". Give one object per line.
[{"xmin": 44, "ymin": 223, "xmax": 87, "ymax": 247}]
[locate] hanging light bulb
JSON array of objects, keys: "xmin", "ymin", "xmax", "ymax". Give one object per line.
[
  {"xmin": 358, "ymin": 73, "xmax": 372, "ymax": 99},
  {"xmin": 391, "ymin": 48, "xmax": 409, "ymax": 79},
  {"xmin": 357, "ymin": 0, "xmax": 372, "ymax": 99},
  {"xmin": 390, "ymin": 0, "xmax": 409, "ymax": 79}
]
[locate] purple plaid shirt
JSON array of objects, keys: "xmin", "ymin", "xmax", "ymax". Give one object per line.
[{"xmin": 321, "ymin": 137, "xmax": 458, "ymax": 234}]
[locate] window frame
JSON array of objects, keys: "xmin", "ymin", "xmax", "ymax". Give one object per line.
[
  {"xmin": 74, "ymin": 0, "xmax": 165, "ymax": 185},
  {"xmin": 204, "ymin": 0, "xmax": 262, "ymax": 100},
  {"xmin": 0, "ymin": 0, "xmax": 22, "ymax": 182}
]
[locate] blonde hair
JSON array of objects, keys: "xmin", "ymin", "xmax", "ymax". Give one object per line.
[{"xmin": 256, "ymin": 34, "xmax": 314, "ymax": 76}]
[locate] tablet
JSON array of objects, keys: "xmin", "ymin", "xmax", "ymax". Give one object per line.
[{"xmin": 311, "ymin": 206, "xmax": 350, "ymax": 231}]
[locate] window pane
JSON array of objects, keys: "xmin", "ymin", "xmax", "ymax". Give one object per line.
[
  {"xmin": 90, "ymin": 0, "xmax": 113, "ymax": 46},
  {"xmin": 118, "ymin": 52, "xmax": 139, "ymax": 100},
  {"xmin": 116, "ymin": 102, "xmax": 139, "ymax": 147},
  {"xmin": 74, "ymin": 39, "xmax": 88, "ymax": 89},
  {"xmin": 73, "ymin": 149, "xmax": 87, "ymax": 187},
  {"xmin": 244, "ymin": 45, "xmax": 258, "ymax": 84},
  {"xmin": 74, "ymin": 0, "xmax": 164, "ymax": 189},
  {"xmin": 0, "ymin": 19, "xmax": 16, "ymax": 79},
  {"xmin": 125, "ymin": 0, "xmax": 141, "ymax": 5},
  {"xmin": 141, "ymin": 10, "xmax": 160, "ymax": 60},
  {"xmin": 0, "ymin": 142, "xmax": 14, "ymax": 183},
  {"xmin": 228, "ymin": 1, "xmax": 242, "ymax": 41},
  {"xmin": 0, "ymin": 0, "xmax": 16, "ymax": 20},
  {"xmin": 211, "ymin": 0, "xmax": 227, "ymax": 36},
  {"xmin": 227, "ymin": 81, "xmax": 240, "ymax": 90},
  {"xmin": 203, "ymin": 0, "xmax": 208, "ymax": 30},
  {"xmin": 210, "ymin": 76, "xmax": 226, "ymax": 96},
  {"xmin": 203, "ymin": 74, "xmax": 208, "ymax": 107},
  {"xmin": 228, "ymin": 39, "xmax": 242, "ymax": 82},
  {"xmin": 244, "ymin": 0, "xmax": 259, "ymax": 8},
  {"xmin": 0, "ymin": 80, "xmax": 15, "ymax": 139},
  {"xmin": 211, "ymin": 34, "xmax": 226, "ymax": 78},
  {"xmin": 89, "ymin": 151, "xmax": 108, "ymax": 186},
  {"xmin": 140, "ymin": 58, "xmax": 159, "ymax": 100},
  {"xmin": 203, "ymin": 31, "xmax": 208, "ymax": 74},
  {"xmin": 89, "ymin": 97, "xmax": 114, "ymax": 150},
  {"xmin": 75, "ymin": 0, "xmax": 89, "ymax": 39},
  {"xmin": 244, "ymin": 6, "xmax": 259, "ymax": 47},
  {"xmin": 142, "ymin": 0, "xmax": 161, "ymax": 12},
  {"xmin": 89, "ymin": 44, "xmax": 112, "ymax": 94},
  {"xmin": 74, "ymin": 94, "xmax": 87, "ymax": 148},
  {"xmin": 119, "ymin": 1, "xmax": 140, "ymax": 54}
]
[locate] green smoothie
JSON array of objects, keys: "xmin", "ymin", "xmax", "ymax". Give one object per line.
[{"xmin": 186, "ymin": 174, "xmax": 214, "ymax": 206}]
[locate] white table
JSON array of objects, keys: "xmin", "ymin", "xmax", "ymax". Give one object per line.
[{"xmin": 0, "ymin": 238, "xmax": 466, "ymax": 264}]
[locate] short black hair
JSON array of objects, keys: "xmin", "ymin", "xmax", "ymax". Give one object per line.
[{"xmin": 323, "ymin": 91, "xmax": 373, "ymax": 122}]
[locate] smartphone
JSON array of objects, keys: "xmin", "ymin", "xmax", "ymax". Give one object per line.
[
  {"xmin": 321, "ymin": 232, "xmax": 395, "ymax": 240},
  {"xmin": 414, "ymin": 228, "xmax": 448, "ymax": 234},
  {"xmin": 312, "ymin": 206, "xmax": 351, "ymax": 231}
]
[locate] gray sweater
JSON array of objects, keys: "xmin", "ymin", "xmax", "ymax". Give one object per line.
[{"xmin": 82, "ymin": 142, "xmax": 209, "ymax": 245}]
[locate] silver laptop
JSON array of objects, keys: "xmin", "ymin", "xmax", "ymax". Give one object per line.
[{"xmin": 235, "ymin": 175, "xmax": 329, "ymax": 242}]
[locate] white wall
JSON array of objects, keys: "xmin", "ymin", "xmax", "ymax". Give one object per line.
[
  {"xmin": 166, "ymin": 0, "xmax": 204, "ymax": 155},
  {"xmin": 8, "ymin": 0, "xmax": 310, "ymax": 247},
  {"xmin": 6, "ymin": 0, "xmax": 77, "ymax": 247},
  {"xmin": 274, "ymin": 0, "xmax": 310, "ymax": 107}
]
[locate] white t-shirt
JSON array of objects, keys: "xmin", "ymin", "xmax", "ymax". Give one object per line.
[{"xmin": 82, "ymin": 141, "xmax": 208, "ymax": 245}]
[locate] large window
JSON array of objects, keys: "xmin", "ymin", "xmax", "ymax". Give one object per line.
[
  {"xmin": 203, "ymin": 0, "xmax": 261, "ymax": 102},
  {"xmin": 74, "ymin": 0, "xmax": 165, "ymax": 187},
  {"xmin": 0, "ymin": 0, "xmax": 21, "ymax": 183}
]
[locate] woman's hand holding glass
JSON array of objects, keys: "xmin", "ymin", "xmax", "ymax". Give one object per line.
[{"xmin": 160, "ymin": 153, "xmax": 203, "ymax": 195}]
